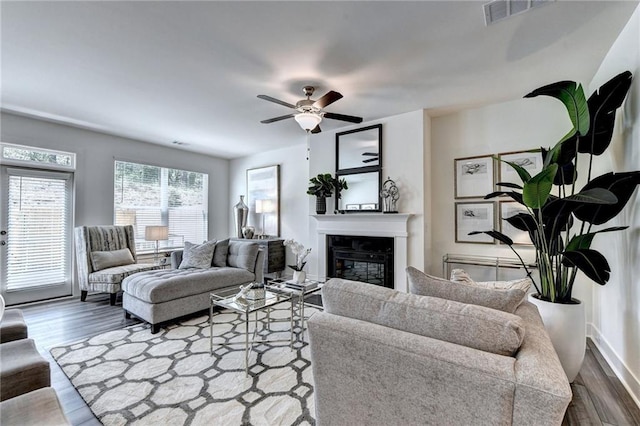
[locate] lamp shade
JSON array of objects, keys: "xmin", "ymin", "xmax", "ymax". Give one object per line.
[
  {"xmin": 145, "ymin": 225, "xmax": 169, "ymax": 241},
  {"xmin": 294, "ymin": 112, "xmax": 322, "ymax": 131}
]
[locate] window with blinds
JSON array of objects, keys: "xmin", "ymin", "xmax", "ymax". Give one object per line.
[
  {"xmin": 114, "ymin": 161, "xmax": 208, "ymax": 252},
  {"xmin": 6, "ymin": 171, "xmax": 73, "ymax": 290}
]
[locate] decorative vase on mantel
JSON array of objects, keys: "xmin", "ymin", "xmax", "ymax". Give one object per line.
[
  {"xmin": 233, "ymin": 195, "xmax": 249, "ymax": 238},
  {"xmin": 528, "ymin": 294, "xmax": 586, "ymax": 383},
  {"xmin": 293, "ymin": 270, "xmax": 306, "ymax": 284},
  {"xmin": 315, "ymin": 196, "xmax": 327, "ymax": 215}
]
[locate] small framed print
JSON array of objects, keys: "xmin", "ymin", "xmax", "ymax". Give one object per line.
[
  {"xmin": 454, "ymin": 155, "xmax": 495, "ymax": 199},
  {"xmin": 498, "ymin": 150, "xmax": 543, "ymax": 187},
  {"xmin": 499, "ymin": 201, "xmax": 533, "ymax": 245},
  {"xmin": 360, "ymin": 203, "xmax": 377, "ymax": 210},
  {"xmin": 455, "ymin": 202, "xmax": 495, "ymax": 244}
]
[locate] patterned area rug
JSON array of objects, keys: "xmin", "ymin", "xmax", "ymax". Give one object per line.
[{"xmin": 50, "ymin": 306, "xmax": 320, "ymax": 425}]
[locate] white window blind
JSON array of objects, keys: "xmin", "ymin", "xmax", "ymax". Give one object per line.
[
  {"xmin": 114, "ymin": 161, "xmax": 208, "ymax": 252},
  {"xmin": 6, "ymin": 171, "xmax": 72, "ymax": 290}
]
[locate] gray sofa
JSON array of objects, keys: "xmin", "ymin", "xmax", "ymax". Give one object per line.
[
  {"xmin": 122, "ymin": 240, "xmax": 264, "ymax": 333},
  {"xmin": 308, "ymin": 278, "xmax": 572, "ymax": 425}
]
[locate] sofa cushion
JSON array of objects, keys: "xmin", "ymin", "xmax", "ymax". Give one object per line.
[
  {"xmin": 451, "ymin": 269, "xmax": 532, "ymax": 292},
  {"xmin": 89, "ymin": 263, "xmax": 160, "ymax": 284},
  {"xmin": 322, "ymin": 278, "xmax": 525, "ymax": 356},
  {"xmin": 179, "ymin": 240, "xmax": 216, "ymax": 269},
  {"xmin": 227, "ymin": 241, "xmax": 259, "ymax": 273},
  {"xmin": 213, "ymin": 238, "xmax": 229, "ymax": 267},
  {"xmin": 407, "ymin": 267, "xmax": 526, "ymax": 313},
  {"xmin": 122, "ymin": 267, "xmax": 255, "ymax": 303},
  {"xmin": 90, "ymin": 248, "xmax": 134, "ymax": 272}
]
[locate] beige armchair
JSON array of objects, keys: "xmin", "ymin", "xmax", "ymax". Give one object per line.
[{"xmin": 74, "ymin": 225, "xmax": 160, "ymax": 305}]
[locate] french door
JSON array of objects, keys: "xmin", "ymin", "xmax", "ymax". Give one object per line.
[{"xmin": 0, "ymin": 166, "xmax": 74, "ymax": 305}]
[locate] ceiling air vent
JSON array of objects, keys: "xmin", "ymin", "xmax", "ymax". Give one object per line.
[{"xmin": 483, "ymin": 0, "xmax": 554, "ymax": 26}]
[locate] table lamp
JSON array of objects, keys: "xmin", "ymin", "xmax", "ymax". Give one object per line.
[
  {"xmin": 254, "ymin": 199, "xmax": 274, "ymax": 239},
  {"xmin": 145, "ymin": 225, "xmax": 169, "ymax": 264}
]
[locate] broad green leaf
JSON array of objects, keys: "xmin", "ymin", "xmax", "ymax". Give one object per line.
[
  {"xmin": 496, "ymin": 182, "xmax": 523, "ymax": 190},
  {"xmin": 574, "ymin": 172, "xmax": 640, "ymax": 224},
  {"xmin": 564, "ymin": 188, "xmax": 618, "ymax": 204},
  {"xmin": 565, "ymin": 227, "xmax": 628, "ymax": 251},
  {"xmin": 502, "ymin": 160, "xmax": 531, "ymax": 183},
  {"xmin": 523, "ymin": 164, "xmax": 558, "ymax": 209},
  {"xmin": 525, "ymin": 81, "xmax": 590, "ymax": 136},
  {"xmin": 469, "ymin": 230, "xmax": 513, "ymax": 245},
  {"xmin": 561, "ymin": 249, "xmax": 611, "ymax": 285}
]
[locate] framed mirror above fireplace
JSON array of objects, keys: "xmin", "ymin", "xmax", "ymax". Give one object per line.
[{"xmin": 335, "ymin": 124, "xmax": 382, "ymax": 212}]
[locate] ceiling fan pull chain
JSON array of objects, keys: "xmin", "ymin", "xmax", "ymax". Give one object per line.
[{"xmin": 306, "ymin": 131, "xmax": 311, "ymax": 161}]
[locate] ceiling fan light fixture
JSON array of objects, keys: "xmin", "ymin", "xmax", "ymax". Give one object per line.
[{"xmin": 294, "ymin": 112, "xmax": 322, "ymax": 131}]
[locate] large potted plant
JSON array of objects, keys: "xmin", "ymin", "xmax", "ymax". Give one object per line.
[
  {"xmin": 472, "ymin": 71, "xmax": 639, "ymax": 382},
  {"xmin": 307, "ymin": 173, "xmax": 348, "ymax": 214}
]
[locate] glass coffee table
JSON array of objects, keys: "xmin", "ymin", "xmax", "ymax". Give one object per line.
[{"xmin": 209, "ymin": 290, "xmax": 293, "ymax": 375}]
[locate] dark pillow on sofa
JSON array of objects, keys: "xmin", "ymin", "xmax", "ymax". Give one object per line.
[
  {"xmin": 212, "ymin": 238, "xmax": 229, "ymax": 267},
  {"xmin": 406, "ymin": 266, "xmax": 526, "ymax": 313},
  {"xmin": 179, "ymin": 241, "xmax": 216, "ymax": 269}
]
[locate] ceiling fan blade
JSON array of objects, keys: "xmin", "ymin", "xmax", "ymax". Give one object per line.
[
  {"xmin": 363, "ymin": 157, "xmax": 379, "ymax": 164},
  {"xmin": 362, "ymin": 152, "xmax": 378, "ymax": 156},
  {"xmin": 310, "ymin": 125, "xmax": 322, "ymax": 134},
  {"xmin": 260, "ymin": 114, "xmax": 295, "ymax": 124},
  {"xmin": 257, "ymin": 95, "xmax": 296, "ymax": 109},
  {"xmin": 324, "ymin": 112, "xmax": 363, "ymax": 123},
  {"xmin": 313, "ymin": 91, "xmax": 343, "ymax": 108}
]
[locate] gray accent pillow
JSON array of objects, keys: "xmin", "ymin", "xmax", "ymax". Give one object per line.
[
  {"xmin": 322, "ymin": 278, "xmax": 526, "ymax": 356},
  {"xmin": 90, "ymin": 248, "xmax": 134, "ymax": 271},
  {"xmin": 179, "ymin": 241, "xmax": 216, "ymax": 269},
  {"xmin": 407, "ymin": 267, "xmax": 526, "ymax": 313},
  {"xmin": 451, "ymin": 268, "xmax": 532, "ymax": 292},
  {"xmin": 227, "ymin": 241, "xmax": 259, "ymax": 273},
  {"xmin": 212, "ymin": 238, "xmax": 229, "ymax": 267}
]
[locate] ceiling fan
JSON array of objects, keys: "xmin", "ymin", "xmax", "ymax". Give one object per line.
[{"xmin": 258, "ymin": 86, "xmax": 363, "ymax": 134}]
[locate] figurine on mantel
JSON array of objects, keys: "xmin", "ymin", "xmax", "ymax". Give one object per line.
[{"xmin": 380, "ymin": 177, "xmax": 399, "ymax": 213}]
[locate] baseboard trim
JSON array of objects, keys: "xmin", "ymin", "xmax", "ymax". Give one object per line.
[{"xmin": 588, "ymin": 323, "xmax": 640, "ymax": 409}]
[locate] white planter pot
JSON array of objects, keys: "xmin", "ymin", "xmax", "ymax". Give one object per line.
[
  {"xmin": 293, "ymin": 270, "xmax": 306, "ymax": 284},
  {"xmin": 528, "ymin": 293, "xmax": 585, "ymax": 383}
]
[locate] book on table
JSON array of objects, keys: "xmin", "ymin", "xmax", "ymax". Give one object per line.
[{"xmin": 284, "ymin": 280, "xmax": 318, "ymax": 291}]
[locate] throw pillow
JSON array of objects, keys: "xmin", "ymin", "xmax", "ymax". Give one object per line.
[
  {"xmin": 212, "ymin": 238, "xmax": 229, "ymax": 267},
  {"xmin": 322, "ymin": 278, "xmax": 526, "ymax": 356},
  {"xmin": 406, "ymin": 266, "xmax": 526, "ymax": 313},
  {"xmin": 451, "ymin": 268, "xmax": 532, "ymax": 292},
  {"xmin": 90, "ymin": 248, "xmax": 135, "ymax": 271},
  {"xmin": 179, "ymin": 240, "xmax": 216, "ymax": 269}
]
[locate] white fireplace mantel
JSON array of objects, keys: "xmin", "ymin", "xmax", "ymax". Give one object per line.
[{"xmin": 313, "ymin": 213, "xmax": 412, "ymax": 291}]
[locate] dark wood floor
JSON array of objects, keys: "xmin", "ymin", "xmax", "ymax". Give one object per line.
[{"xmin": 14, "ymin": 294, "xmax": 640, "ymax": 425}]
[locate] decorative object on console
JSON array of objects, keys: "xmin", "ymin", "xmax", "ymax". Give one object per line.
[
  {"xmin": 255, "ymin": 199, "xmax": 275, "ymax": 238},
  {"xmin": 380, "ymin": 176, "xmax": 399, "ymax": 213},
  {"xmin": 454, "ymin": 155, "xmax": 495, "ymax": 199},
  {"xmin": 247, "ymin": 165, "xmax": 280, "ymax": 237},
  {"xmin": 470, "ymin": 71, "xmax": 638, "ymax": 382},
  {"xmin": 242, "ymin": 225, "xmax": 255, "ymax": 239},
  {"xmin": 233, "ymin": 195, "xmax": 249, "ymax": 238},
  {"xmin": 283, "ymin": 239, "xmax": 311, "ymax": 284},
  {"xmin": 145, "ymin": 225, "xmax": 169, "ymax": 264}
]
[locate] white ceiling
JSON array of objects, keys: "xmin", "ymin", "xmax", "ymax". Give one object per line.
[{"xmin": 1, "ymin": 1, "xmax": 637, "ymax": 159}]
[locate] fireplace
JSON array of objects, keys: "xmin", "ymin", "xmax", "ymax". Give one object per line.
[{"xmin": 327, "ymin": 235, "xmax": 394, "ymax": 288}]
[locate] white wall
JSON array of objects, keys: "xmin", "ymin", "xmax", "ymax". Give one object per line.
[
  {"xmin": 587, "ymin": 4, "xmax": 640, "ymax": 406},
  {"xmin": 230, "ymin": 110, "xmax": 428, "ymax": 289},
  {"xmin": 0, "ymin": 112, "xmax": 230, "ymax": 292}
]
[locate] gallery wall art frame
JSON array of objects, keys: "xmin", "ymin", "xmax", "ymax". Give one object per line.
[
  {"xmin": 455, "ymin": 201, "xmax": 495, "ymax": 244},
  {"xmin": 454, "ymin": 155, "xmax": 495, "ymax": 199},
  {"xmin": 497, "ymin": 149, "xmax": 544, "ymax": 189},
  {"xmin": 499, "ymin": 201, "xmax": 533, "ymax": 245},
  {"xmin": 247, "ymin": 165, "xmax": 280, "ymax": 238}
]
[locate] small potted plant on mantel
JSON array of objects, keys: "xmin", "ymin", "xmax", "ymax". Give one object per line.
[
  {"xmin": 471, "ymin": 71, "xmax": 639, "ymax": 382},
  {"xmin": 307, "ymin": 173, "xmax": 348, "ymax": 214}
]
